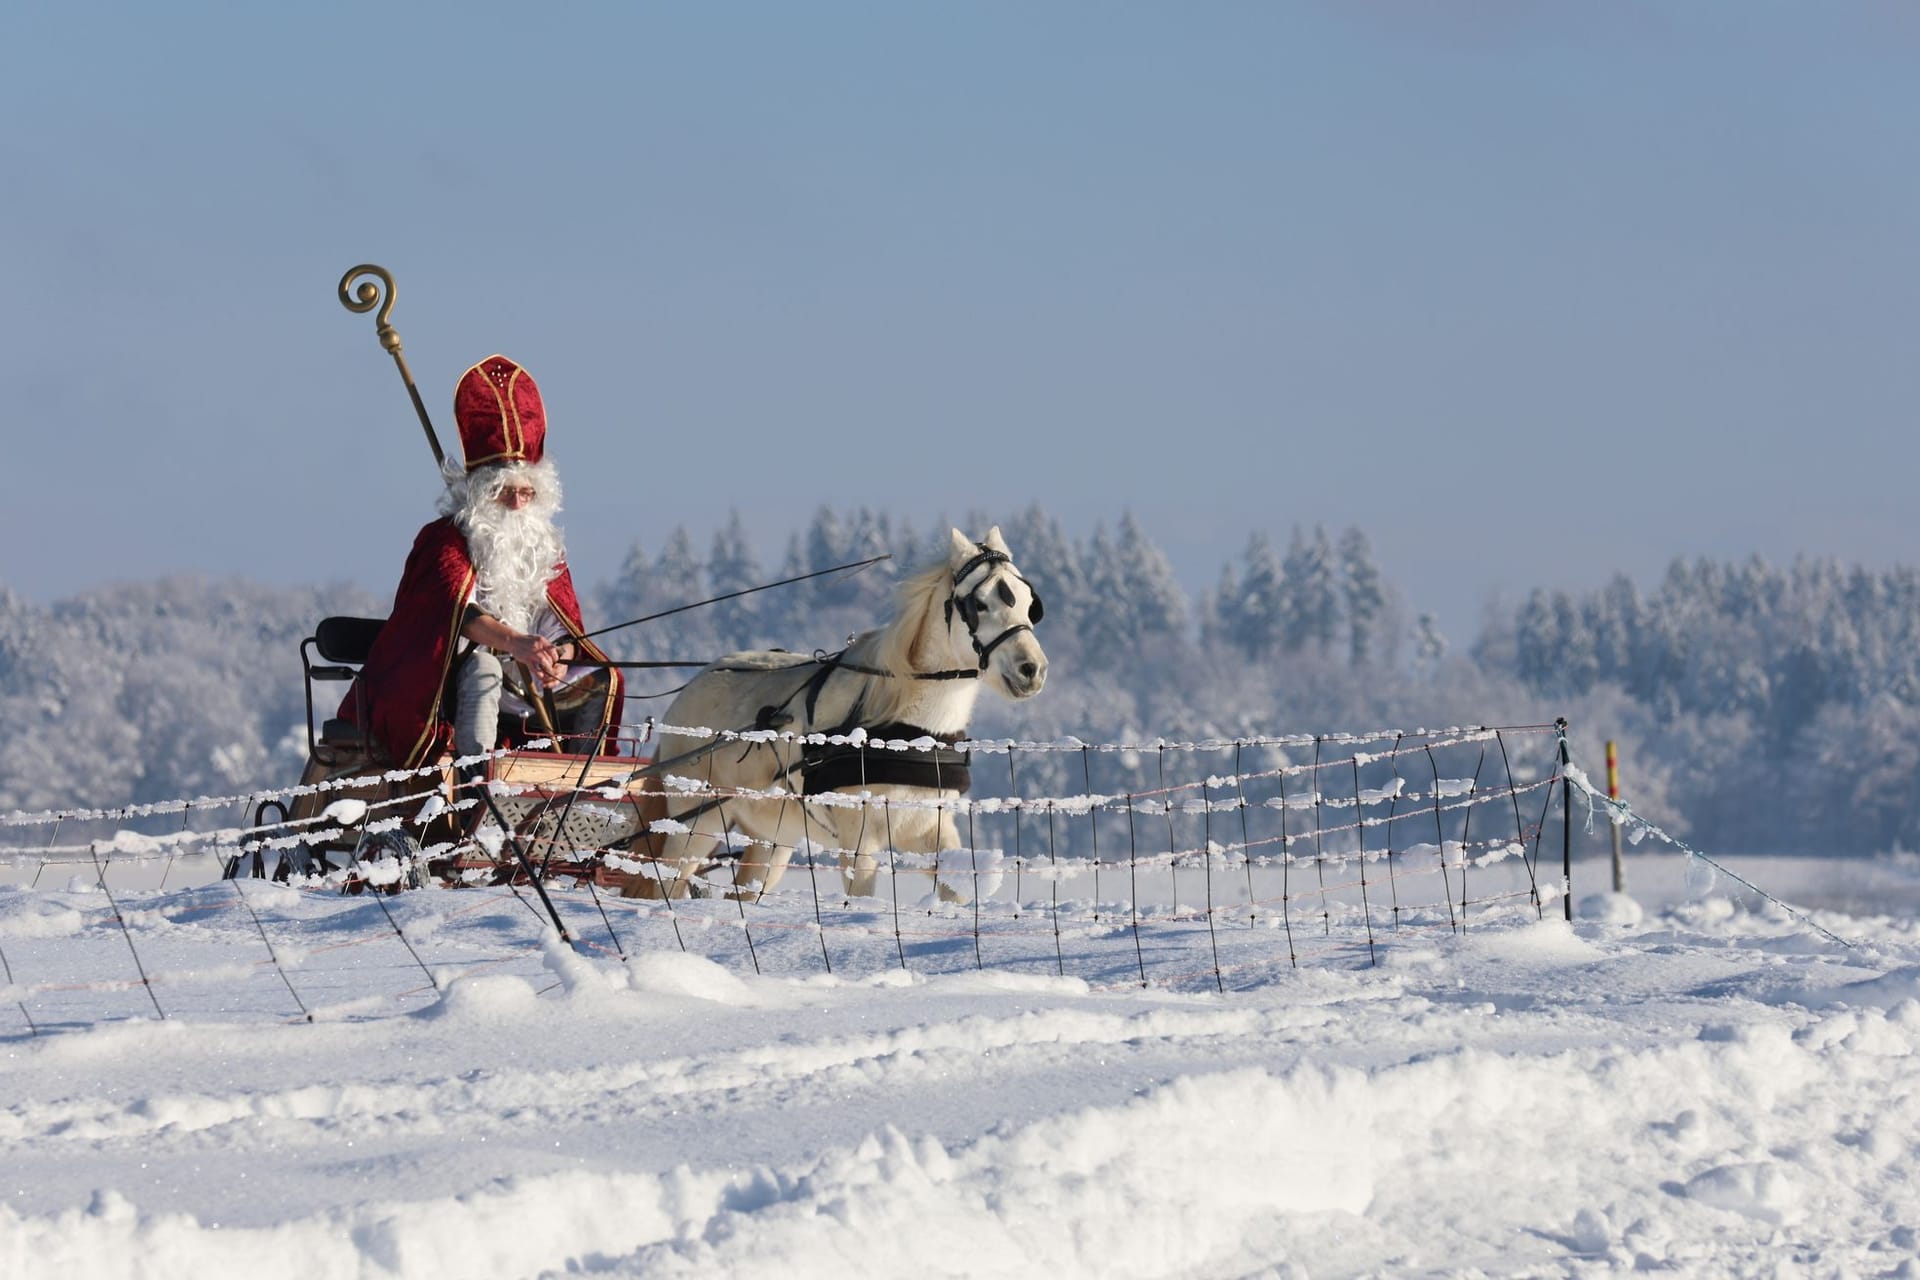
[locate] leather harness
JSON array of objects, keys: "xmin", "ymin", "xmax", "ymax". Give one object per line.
[
  {"xmin": 680, "ymin": 545, "xmax": 1036, "ymax": 820},
  {"xmin": 799, "ymin": 722, "xmax": 972, "ymax": 796}
]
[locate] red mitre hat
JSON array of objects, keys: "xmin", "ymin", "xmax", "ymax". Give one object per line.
[{"xmin": 452, "ymin": 355, "xmax": 547, "ymax": 471}]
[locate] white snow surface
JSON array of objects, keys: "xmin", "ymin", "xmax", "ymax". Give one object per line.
[{"xmin": 5, "ymin": 852, "xmax": 1920, "ymax": 1277}]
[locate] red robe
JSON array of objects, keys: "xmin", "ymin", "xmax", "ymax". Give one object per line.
[{"xmin": 343, "ymin": 517, "xmax": 623, "ymax": 768}]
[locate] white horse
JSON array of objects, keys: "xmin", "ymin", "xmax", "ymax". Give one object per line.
[{"xmin": 628, "ymin": 527, "xmax": 1048, "ymax": 900}]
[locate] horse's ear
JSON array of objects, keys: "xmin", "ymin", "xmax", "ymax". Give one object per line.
[
  {"xmin": 948, "ymin": 528, "xmax": 975, "ymax": 564},
  {"xmin": 983, "ymin": 526, "xmax": 1010, "ymax": 555}
]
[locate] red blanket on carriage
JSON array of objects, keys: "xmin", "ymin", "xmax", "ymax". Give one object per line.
[{"xmin": 342, "ymin": 517, "xmax": 623, "ymax": 768}]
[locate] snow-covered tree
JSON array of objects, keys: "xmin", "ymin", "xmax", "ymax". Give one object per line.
[
  {"xmin": 1223, "ymin": 533, "xmax": 1285, "ymax": 660},
  {"xmin": 1280, "ymin": 525, "xmax": 1339, "ymax": 656},
  {"xmin": 597, "ymin": 539, "xmax": 650, "ymax": 658},
  {"xmin": 706, "ymin": 511, "xmax": 767, "ymax": 649},
  {"xmin": 1076, "ymin": 524, "xmax": 1130, "ymax": 669},
  {"xmin": 1414, "ymin": 612, "xmax": 1448, "ymax": 671},
  {"xmin": 997, "ymin": 504, "xmax": 1088, "ymax": 656},
  {"xmin": 1114, "ymin": 512, "xmax": 1188, "ymax": 649},
  {"xmin": 1338, "ymin": 526, "xmax": 1387, "ymax": 666}
]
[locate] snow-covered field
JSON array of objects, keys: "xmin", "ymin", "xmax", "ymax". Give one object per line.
[{"xmin": 5, "ymin": 848, "xmax": 1920, "ymax": 1278}]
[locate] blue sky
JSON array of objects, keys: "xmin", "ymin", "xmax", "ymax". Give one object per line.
[{"xmin": 5, "ymin": 2, "xmax": 1918, "ymax": 642}]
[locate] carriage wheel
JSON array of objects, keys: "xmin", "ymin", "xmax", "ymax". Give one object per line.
[
  {"xmin": 342, "ymin": 829, "xmax": 426, "ymax": 895},
  {"xmin": 225, "ymin": 799, "xmax": 294, "ymax": 880}
]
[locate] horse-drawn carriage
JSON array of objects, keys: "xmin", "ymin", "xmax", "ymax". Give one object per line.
[
  {"xmin": 227, "ymin": 611, "xmax": 669, "ymax": 893},
  {"xmin": 229, "ymin": 525, "xmax": 1048, "ymax": 903},
  {"xmin": 226, "ymin": 266, "xmax": 1049, "ymax": 903}
]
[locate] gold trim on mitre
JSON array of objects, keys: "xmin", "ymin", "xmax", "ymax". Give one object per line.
[{"xmin": 458, "ymin": 354, "xmax": 530, "ymax": 470}]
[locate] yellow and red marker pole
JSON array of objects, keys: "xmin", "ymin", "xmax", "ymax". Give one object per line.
[{"xmin": 1606, "ymin": 740, "xmax": 1625, "ymax": 892}]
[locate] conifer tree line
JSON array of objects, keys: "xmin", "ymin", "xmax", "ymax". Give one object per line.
[
  {"xmin": 4, "ymin": 507, "xmax": 1917, "ymax": 856},
  {"xmin": 590, "ymin": 508, "xmax": 1404, "ymax": 679}
]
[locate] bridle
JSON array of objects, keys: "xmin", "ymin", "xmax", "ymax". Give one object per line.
[{"xmin": 944, "ymin": 545, "xmax": 1045, "ymax": 672}]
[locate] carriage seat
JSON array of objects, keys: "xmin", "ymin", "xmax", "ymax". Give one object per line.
[
  {"xmin": 320, "ymin": 717, "xmax": 368, "ymax": 746},
  {"xmin": 314, "ymin": 615, "xmax": 387, "ymax": 666},
  {"xmin": 302, "ymin": 616, "xmax": 388, "ymax": 762}
]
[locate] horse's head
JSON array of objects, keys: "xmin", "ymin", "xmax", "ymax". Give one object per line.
[{"xmin": 943, "ymin": 526, "xmax": 1048, "ymax": 700}]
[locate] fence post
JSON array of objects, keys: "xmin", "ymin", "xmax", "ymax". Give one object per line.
[
  {"xmin": 1607, "ymin": 739, "xmax": 1625, "ymax": 893},
  {"xmin": 1557, "ymin": 719, "xmax": 1573, "ymax": 923}
]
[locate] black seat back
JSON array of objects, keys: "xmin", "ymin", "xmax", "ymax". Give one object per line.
[
  {"xmin": 314, "ymin": 616, "xmax": 386, "ymax": 666},
  {"xmin": 303, "ymin": 616, "xmax": 389, "ymax": 764}
]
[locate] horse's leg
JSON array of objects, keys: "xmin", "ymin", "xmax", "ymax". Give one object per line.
[
  {"xmin": 730, "ymin": 791, "xmax": 828, "ymax": 899},
  {"xmin": 752, "ymin": 802, "xmax": 805, "ymax": 895},
  {"xmin": 620, "ymin": 834, "xmax": 698, "ymax": 899},
  {"xmin": 933, "ymin": 807, "xmax": 968, "ymax": 904},
  {"xmin": 879, "ymin": 800, "xmax": 969, "ymax": 905},
  {"xmin": 619, "ymin": 784, "xmax": 671, "ymax": 899},
  {"xmin": 833, "ymin": 796, "xmax": 887, "ymax": 899},
  {"xmin": 865, "ymin": 808, "xmax": 953, "ymax": 909},
  {"xmin": 733, "ymin": 845, "xmax": 795, "ymax": 897},
  {"xmin": 729, "ymin": 746, "xmax": 804, "ymax": 898},
  {"xmin": 621, "ymin": 798, "xmax": 729, "ymax": 899},
  {"xmin": 729, "ymin": 802, "xmax": 790, "ymax": 897}
]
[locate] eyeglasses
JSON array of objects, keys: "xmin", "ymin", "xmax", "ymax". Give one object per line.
[{"xmin": 496, "ymin": 485, "xmax": 538, "ymax": 503}]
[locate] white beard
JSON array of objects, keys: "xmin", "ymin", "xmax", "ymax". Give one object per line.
[{"xmin": 451, "ymin": 463, "xmax": 565, "ymax": 632}]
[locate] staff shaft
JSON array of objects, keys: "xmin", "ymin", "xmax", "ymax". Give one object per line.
[{"xmin": 338, "ymin": 264, "xmax": 449, "ymax": 468}]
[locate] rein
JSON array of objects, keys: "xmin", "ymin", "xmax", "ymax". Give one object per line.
[{"xmin": 719, "ymin": 647, "xmax": 971, "ymax": 738}]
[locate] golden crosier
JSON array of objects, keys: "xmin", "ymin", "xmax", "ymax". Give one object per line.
[{"xmin": 337, "ymin": 262, "xmax": 448, "ymax": 468}]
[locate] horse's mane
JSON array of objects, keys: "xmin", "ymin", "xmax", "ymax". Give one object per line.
[{"xmin": 862, "ymin": 559, "xmax": 954, "ymax": 722}]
